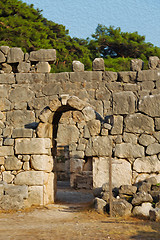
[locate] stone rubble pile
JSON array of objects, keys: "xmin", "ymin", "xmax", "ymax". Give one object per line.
[
  {"xmin": 0, "ymin": 47, "xmax": 56, "ymax": 73},
  {"xmin": 94, "ymin": 176, "xmax": 160, "ymax": 221}
]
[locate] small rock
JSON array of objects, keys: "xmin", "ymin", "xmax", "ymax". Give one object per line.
[{"xmin": 94, "ymin": 197, "xmax": 107, "ymax": 214}]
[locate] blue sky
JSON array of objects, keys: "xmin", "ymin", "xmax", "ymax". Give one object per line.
[{"xmin": 22, "ymin": 0, "xmax": 160, "ymax": 47}]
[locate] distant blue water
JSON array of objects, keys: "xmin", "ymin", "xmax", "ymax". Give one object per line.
[{"xmin": 23, "ymin": 0, "xmax": 160, "ymax": 47}]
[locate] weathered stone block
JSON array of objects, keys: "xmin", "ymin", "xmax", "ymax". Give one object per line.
[
  {"xmin": 16, "ymin": 73, "xmax": 45, "ymax": 84},
  {"xmin": 70, "ymin": 158, "xmax": 84, "ymax": 173},
  {"xmin": 139, "ymin": 94, "xmax": 160, "ymax": 117},
  {"xmin": 36, "ymin": 62, "xmax": 51, "ymax": 73},
  {"xmin": 12, "ymin": 128, "xmax": 33, "ymax": 138},
  {"xmin": 146, "ymin": 143, "xmax": 160, "ymax": 155},
  {"xmin": 149, "ymin": 56, "xmax": 159, "ymax": 69},
  {"xmin": 0, "ymin": 51, "xmax": 5, "ymax": 63},
  {"xmin": 92, "ymin": 58, "xmax": 105, "ymax": 71},
  {"xmin": 113, "ymin": 91, "xmax": 136, "ymax": 114},
  {"xmin": 0, "ymin": 195, "xmax": 24, "ymax": 210},
  {"xmin": 87, "ymin": 119, "xmax": 101, "ymax": 136},
  {"xmin": 115, "ymin": 143, "xmax": 144, "ymax": 159},
  {"xmin": 7, "ymin": 110, "xmax": 35, "ymax": 128},
  {"xmin": 94, "ymin": 197, "xmax": 106, "ymax": 214},
  {"xmin": 14, "ymin": 171, "xmax": 48, "ymax": 186},
  {"xmin": 95, "ymin": 87, "xmax": 111, "ymax": 101},
  {"xmin": 133, "ymin": 155, "xmax": 160, "ymax": 173},
  {"xmin": 111, "ymin": 115, "xmax": 123, "ymax": 135},
  {"xmin": 112, "ymin": 199, "xmax": 132, "ymax": 217},
  {"xmin": 39, "ymin": 108, "xmax": 52, "ymax": 123},
  {"xmin": 67, "ymin": 96, "xmax": 87, "ymax": 110},
  {"xmin": 31, "ymin": 155, "xmax": 53, "ymax": 172},
  {"xmin": 0, "ymin": 73, "xmax": 15, "ymax": 84},
  {"xmin": 4, "ymin": 156, "xmax": 22, "ymax": 170},
  {"xmin": 0, "ymin": 157, "xmax": 4, "ymax": 165},
  {"xmin": 17, "ymin": 62, "xmax": 30, "ymax": 73},
  {"xmin": 29, "ymin": 49, "xmax": 56, "ymax": 62},
  {"xmin": 155, "ymin": 118, "xmax": 160, "ymax": 131},
  {"xmin": 3, "ymin": 138, "xmax": 14, "ymax": 146},
  {"xmin": 124, "ymin": 113, "xmax": 154, "ymax": 133},
  {"xmin": 70, "ymin": 151, "xmax": 84, "ymax": 159},
  {"xmin": 119, "ymin": 185, "xmax": 137, "ymax": 195},
  {"xmin": 15, "ymin": 138, "xmax": 51, "ymax": 155},
  {"xmin": 93, "ymin": 157, "xmax": 132, "ymax": 189},
  {"xmin": 137, "ymin": 70, "xmax": 160, "ymax": 81},
  {"xmin": 56, "ymin": 124, "xmax": 79, "ymax": 145},
  {"xmin": 118, "ymin": 71, "xmax": 137, "ymax": 83},
  {"xmin": 43, "ymin": 172, "xmax": 55, "ymax": 204},
  {"xmin": 8, "ymin": 86, "xmax": 34, "ymax": 103},
  {"xmin": 0, "ymin": 46, "xmax": 10, "ymax": 55},
  {"xmin": 92, "ymin": 136, "xmax": 112, "ymax": 157},
  {"xmin": 72, "ymin": 60, "xmax": 84, "ymax": 72},
  {"xmin": 149, "ymin": 208, "xmax": 160, "ymax": 221},
  {"xmin": 130, "ymin": 59, "xmax": 144, "ymax": 71},
  {"xmin": 82, "ymin": 106, "xmax": 96, "ymax": 121},
  {"xmin": 7, "ymin": 47, "xmax": 24, "ymax": 63},
  {"xmin": 138, "ymin": 134, "xmax": 155, "ymax": 146},
  {"xmin": 37, "ymin": 122, "xmax": 53, "ymax": 138},
  {"xmin": 133, "ymin": 203, "xmax": 153, "ymax": 217},
  {"xmin": 123, "ymin": 132, "xmax": 137, "ymax": 144},
  {"xmin": 132, "ymin": 192, "xmax": 153, "ymax": 206},
  {"xmin": 4, "ymin": 185, "xmax": 28, "ymax": 199},
  {"xmin": 2, "ymin": 171, "xmax": 14, "ymax": 183},
  {"xmin": 27, "ymin": 186, "xmax": 43, "ymax": 206},
  {"xmin": 70, "ymin": 71, "xmax": 102, "ymax": 82},
  {"xmin": 0, "ymin": 98, "xmax": 11, "ymax": 111},
  {"xmin": 103, "ymin": 71, "xmax": 118, "ymax": 82},
  {"xmin": 0, "ymin": 146, "xmax": 14, "ymax": 156}
]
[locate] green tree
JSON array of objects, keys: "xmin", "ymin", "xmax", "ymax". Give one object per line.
[
  {"xmin": 88, "ymin": 24, "xmax": 160, "ymax": 59},
  {"xmin": 0, "ymin": 0, "xmax": 92, "ymax": 71}
]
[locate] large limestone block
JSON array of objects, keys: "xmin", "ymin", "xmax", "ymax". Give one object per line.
[
  {"xmin": 67, "ymin": 96, "xmax": 87, "ymax": 110},
  {"xmin": 87, "ymin": 119, "xmax": 101, "ymax": 136},
  {"xmin": 92, "ymin": 136, "xmax": 112, "ymax": 157},
  {"xmin": 17, "ymin": 62, "xmax": 30, "ymax": 73},
  {"xmin": 12, "ymin": 128, "xmax": 33, "ymax": 138},
  {"xmin": 111, "ymin": 115, "xmax": 123, "ymax": 135},
  {"xmin": 0, "ymin": 73, "xmax": 15, "ymax": 84},
  {"xmin": 4, "ymin": 185, "xmax": 28, "ymax": 199},
  {"xmin": 6, "ymin": 110, "xmax": 35, "ymax": 128},
  {"xmin": 113, "ymin": 91, "xmax": 136, "ymax": 114},
  {"xmin": 146, "ymin": 143, "xmax": 160, "ymax": 155},
  {"xmin": 0, "ymin": 195, "xmax": 24, "ymax": 210},
  {"xmin": 133, "ymin": 203, "xmax": 153, "ymax": 217},
  {"xmin": 124, "ymin": 113, "xmax": 154, "ymax": 133},
  {"xmin": 133, "ymin": 155, "xmax": 160, "ymax": 173},
  {"xmin": 4, "ymin": 156, "xmax": 22, "ymax": 170},
  {"xmin": 56, "ymin": 124, "xmax": 80, "ymax": 145},
  {"xmin": 15, "ymin": 138, "xmax": 51, "ymax": 155},
  {"xmin": 0, "ymin": 46, "xmax": 10, "ymax": 55},
  {"xmin": 132, "ymin": 192, "xmax": 153, "ymax": 206},
  {"xmin": 0, "ymin": 51, "xmax": 5, "ymax": 63},
  {"xmin": 27, "ymin": 186, "xmax": 43, "ymax": 206},
  {"xmin": 93, "ymin": 157, "xmax": 132, "ymax": 189},
  {"xmin": 82, "ymin": 106, "xmax": 96, "ymax": 121},
  {"xmin": 0, "ymin": 146, "xmax": 14, "ymax": 156},
  {"xmin": 31, "ymin": 155, "xmax": 53, "ymax": 172},
  {"xmin": 29, "ymin": 49, "xmax": 56, "ymax": 62},
  {"xmin": 112, "ymin": 199, "xmax": 132, "ymax": 217},
  {"xmin": 130, "ymin": 59, "xmax": 144, "ymax": 71},
  {"xmin": 0, "ymin": 98, "xmax": 11, "ymax": 111},
  {"xmin": 36, "ymin": 62, "xmax": 51, "ymax": 73},
  {"xmin": 103, "ymin": 71, "xmax": 118, "ymax": 82},
  {"xmin": 115, "ymin": 143, "xmax": 144, "ymax": 159},
  {"xmin": 16, "ymin": 73, "xmax": 45, "ymax": 84},
  {"xmin": 7, "ymin": 47, "xmax": 24, "ymax": 63},
  {"xmin": 72, "ymin": 60, "xmax": 84, "ymax": 72},
  {"xmin": 8, "ymin": 86, "xmax": 34, "ymax": 103},
  {"xmin": 2, "ymin": 171, "xmax": 14, "ymax": 183},
  {"xmin": 148, "ymin": 56, "xmax": 159, "ymax": 69},
  {"xmin": 14, "ymin": 171, "xmax": 48, "ymax": 186},
  {"xmin": 70, "ymin": 158, "xmax": 84, "ymax": 173},
  {"xmin": 137, "ymin": 70, "xmax": 160, "ymax": 81},
  {"xmin": 138, "ymin": 134, "xmax": 155, "ymax": 146},
  {"xmin": 39, "ymin": 108, "xmax": 53, "ymax": 123},
  {"xmin": 36, "ymin": 122, "xmax": 53, "ymax": 138},
  {"xmin": 43, "ymin": 172, "xmax": 55, "ymax": 204},
  {"xmin": 123, "ymin": 132, "xmax": 137, "ymax": 144},
  {"xmin": 139, "ymin": 94, "xmax": 160, "ymax": 117},
  {"xmin": 92, "ymin": 58, "xmax": 105, "ymax": 71},
  {"xmin": 118, "ymin": 71, "xmax": 137, "ymax": 83}
]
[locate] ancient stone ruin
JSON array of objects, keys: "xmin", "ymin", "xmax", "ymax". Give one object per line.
[{"xmin": 0, "ymin": 47, "xmax": 160, "ymax": 219}]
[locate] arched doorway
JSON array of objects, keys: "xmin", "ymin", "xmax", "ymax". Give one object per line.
[{"xmin": 37, "ymin": 95, "xmax": 97, "ymax": 204}]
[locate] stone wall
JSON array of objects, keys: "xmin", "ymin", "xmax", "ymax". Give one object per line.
[{"xmin": 0, "ymin": 46, "xmax": 160, "ymax": 210}]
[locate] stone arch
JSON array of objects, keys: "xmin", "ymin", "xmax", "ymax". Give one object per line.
[{"xmin": 36, "ymin": 95, "xmax": 100, "ymax": 195}]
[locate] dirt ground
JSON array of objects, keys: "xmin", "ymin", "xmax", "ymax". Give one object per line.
[{"xmin": 0, "ymin": 184, "xmax": 160, "ymax": 240}]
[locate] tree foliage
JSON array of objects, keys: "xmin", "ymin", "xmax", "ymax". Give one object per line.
[
  {"xmin": 0, "ymin": 1, "xmax": 160, "ymax": 72},
  {"xmin": 88, "ymin": 24, "xmax": 160, "ymax": 59}
]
